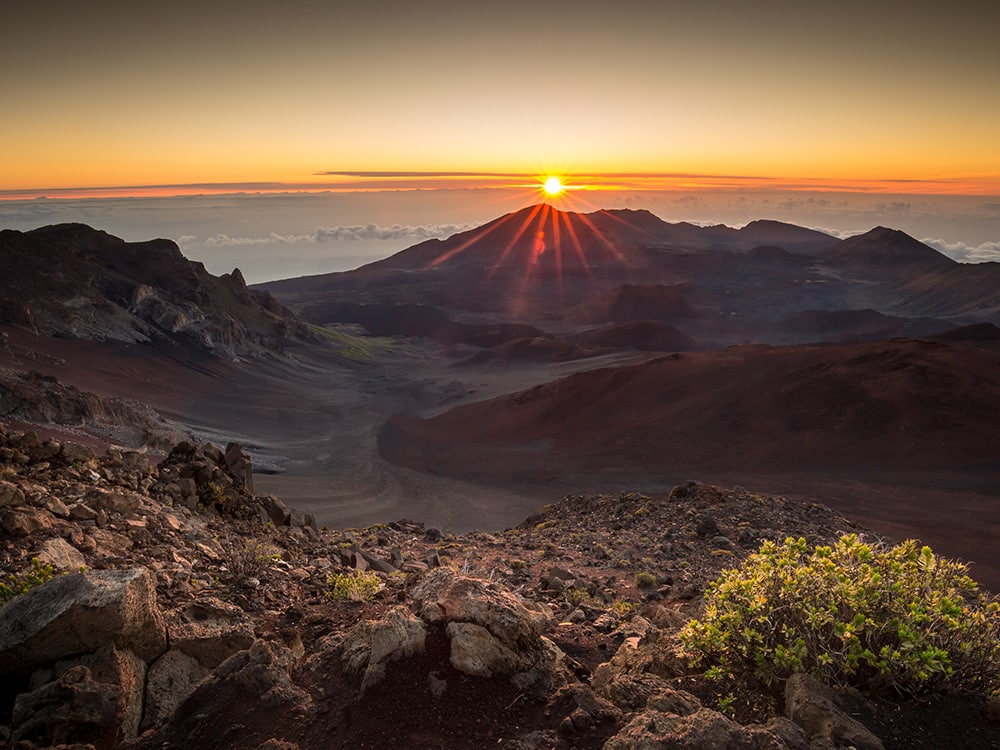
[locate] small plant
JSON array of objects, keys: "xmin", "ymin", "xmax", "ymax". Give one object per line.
[
  {"xmin": 198, "ymin": 480, "xmax": 226, "ymax": 510},
  {"xmin": 326, "ymin": 569, "xmax": 383, "ymax": 602},
  {"xmin": 566, "ymin": 588, "xmax": 600, "ymax": 608},
  {"xmin": 228, "ymin": 541, "xmax": 276, "ymax": 582},
  {"xmin": 680, "ymin": 534, "xmax": 1000, "ymax": 696},
  {"xmin": 610, "ymin": 598, "xmax": 639, "ymax": 619},
  {"xmin": 634, "ymin": 571, "xmax": 657, "ymax": 588},
  {"xmin": 0, "ymin": 558, "xmax": 57, "ymax": 606},
  {"xmin": 717, "ymin": 693, "xmax": 736, "ymax": 717}
]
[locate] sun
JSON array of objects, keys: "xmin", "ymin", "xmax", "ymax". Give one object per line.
[{"xmin": 542, "ymin": 176, "xmax": 564, "ymax": 196}]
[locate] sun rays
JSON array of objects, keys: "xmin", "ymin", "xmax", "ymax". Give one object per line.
[{"xmin": 424, "ymin": 177, "xmax": 653, "ymax": 318}]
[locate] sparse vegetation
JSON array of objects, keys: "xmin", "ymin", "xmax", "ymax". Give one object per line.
[
  {"xmin": 313, "ymin": 327, "xmax": 404, "ymax": 361},
  {"xmin": 634, "ymin": 571, "xmax": 656, "ymax": 588},
  {"xmin": 199, "ymin": 480, "xmax": 226, "ymax": 509},
  {"xmin": 681, "ymin": 534, "xmax": 1000, "ymax": 695},
  {"xmin": 227, "ymin": 540, "xmax": 279, "ymax": 582},
  {"xmin": 326, "ymin": 569, "xmax": 383, "ymax": 601},
  {"xmin": 0, "ymin": 558, "xmax": 57, "ymax": 606},
  {"xmin": 610, "ymin": 598, "xmax": 639, "ymax": 619}
]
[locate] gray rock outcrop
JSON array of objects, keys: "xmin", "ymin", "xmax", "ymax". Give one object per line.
[{"xmin": 0, "ymin": 567, "xmax": 166, "ymax": 674}]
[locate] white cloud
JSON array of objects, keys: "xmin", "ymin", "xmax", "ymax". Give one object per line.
[
  {"xmin": 196, "ymin": 223, "xmax": 474, "ymax": 248},
  {"xmin": 314, "ymin": 223, "xmax": 473, "ymax": 242},
  {"xmin": 922, "ymin": 237, "xmax": 1000, "ymax": 263}
]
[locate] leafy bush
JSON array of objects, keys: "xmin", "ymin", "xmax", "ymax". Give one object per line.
[
  {"xmin": 0, "ymin": 558, "xmax": 56, "ymax": 606},
  {"xmin": 680, "ymin": 534, "xmax": 1000, "ymax": 695},
  {"xmin": 326, "ymin": 569, "xmax": 383, "ymax": 601}
]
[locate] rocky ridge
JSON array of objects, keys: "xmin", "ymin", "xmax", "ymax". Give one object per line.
[
  {"xmin": 0, "ymin": 224, "xmax": 318, "ymax": 359},
  {"xmin": 1, "ymin": 424, "xmax": 999, "ymax": 749}
]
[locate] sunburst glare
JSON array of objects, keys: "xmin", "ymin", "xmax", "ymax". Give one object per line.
[{"xmin": 543, "ymin": 176, "xmax": 564, "ymax": 197}]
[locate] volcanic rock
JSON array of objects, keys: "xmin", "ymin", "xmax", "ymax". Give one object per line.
[{"xmin": 0, "ymin": 568, "xmax": 166, "ymax": 674}]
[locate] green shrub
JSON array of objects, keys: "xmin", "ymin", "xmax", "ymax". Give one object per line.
[
  {"xmin": 326, "ymin": 569, "xmax": 383, "ymax": 601},
  {"xmin": 610, "ymin": 598, "xmax": 639, "ymax": 619},
  {"xmin": 680, "ymin": 534, "xmax": 1000, "ymax": 695},
  {"xmin": 199, "ymin": 481, "xmax": 226, "ymax": 509},
  {"xmin": 0, "ymin": 558, "xmax": 56, "ymax": 606},
  {"xmin": 634, "ymin": 571, "xmax": 657, "ymax": 588}
]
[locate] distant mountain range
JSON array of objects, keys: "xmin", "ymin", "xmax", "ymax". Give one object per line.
[
  {"xmin": 4, "ymin": 210, "xmax": 997, "ymax": 356},
  {"xmin": 259, "ymin": 204, "xmax": 1000, "ymax": 349}
]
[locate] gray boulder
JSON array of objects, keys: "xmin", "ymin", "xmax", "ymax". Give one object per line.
[
  {"xmin": 165, "ymin": 597, "xmax": 256, "ymax": 669},
  {"xmin": 224, "ymin": 441, "xmax": 255, "ymax": 495},
  {"xmin": 142, "ymin": 648, "xmax": 210, "ymax": 730},
  {"xmin": 0, "ymin": 567, "xmax": 166, "ymax": 674},
  {"xmin": 341, "ymin": 605, "xmax": 427, "ymax": 690}
]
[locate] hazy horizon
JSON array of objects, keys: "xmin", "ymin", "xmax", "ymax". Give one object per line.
[{"xmin": 3, "ymin": 187, "xmax": 999, "ymax": 284}]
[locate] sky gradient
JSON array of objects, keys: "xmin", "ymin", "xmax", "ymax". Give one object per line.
[
  {"xmin": 4, "ymin": 0, "xmax": 1000, "ymax": 194},
  {"xmin": 3, "ymin": 1, "xmax": 1000, "ymax": 282}
]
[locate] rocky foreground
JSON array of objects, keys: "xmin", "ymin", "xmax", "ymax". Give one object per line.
[{"xmin": 1, "ymin": 424, "xmax": 999, "ymax": 749}]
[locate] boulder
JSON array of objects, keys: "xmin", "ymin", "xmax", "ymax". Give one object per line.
[
  {"xmin": 42, "ymin": 494, "xmax": 71, "ymax": 518},
  {"xmin": 165, "ymin": 598, "xmax": 256, "ymax": 669},
  {"xmin": 603, "ymin": 706, "xmax": 785, "ymax": 749},
  {"xmin": 34, "ymin": 536, "xmax": 86, "ymax": 572},
  {"xmin": 446, "ymin": 621, "xmax": 529, "ymax": 677},
  {"xmin": 0, "ymin": 479, "xmax": 25, "ymax": 507},
  {"xmin": 785, "ymin": 673, "xmax": 884, "ymax": 750},
  {"xmin": 86, "ymin": 488, "xmax": 142, "ymax": 515},
  {"xmin": 11, "ymin": 665, "xmax": 121, "ymax": 750},
  {"xmin": 342, "ymin": 605, "xmax": 426, "ymax": 690},
  {"xmin": 597, "ymin": 670, "xmax": 701, "ymax": 714},
  {"xmin": 147, "ymin": 641, "xmax": 310, "ymax": 747},
  {"xmin": 0, "ymin": 568, "xmax": 166, "ymax": 674},
  {"xmin": 412, "ymin": 568, "xmax": 551, "ymax": 652},
  {"xmin": 224, "ymin": 442, "xmax": 255, "ymax": 495},
  {"xmin": 264, "ymin": 494, "xmax": 290, "ymax": 526},
  {"xmin": 142, "ymin": 648, "xmax": 210, "ymax": 730},
  {"xmin": 43, "ymin": 644, "xmax": 148, "ymax": 741},
  {"xmin": 412, "ymin": 568, "xmax": 564, "ymax": 685},
  {"xmin": 1, "ymin": 506, "xmax": 55, "ymax": 536}
]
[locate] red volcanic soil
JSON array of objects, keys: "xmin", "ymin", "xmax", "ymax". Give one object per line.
[
  {"xmin": 381, "ymin": 336, "xmax": 1000, "ymax": 587},
  {"xmin": 0, "ymin": 325, "xmax": 232, "ymax": 419},
  {"xmin": 383, "ymin": 337, "xmax": 1000, "ymax": 476}
]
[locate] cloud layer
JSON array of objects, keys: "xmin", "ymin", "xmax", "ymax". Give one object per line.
[
  {"xmin": 922, "ymin": 238, "xmax": 1000, "ymax": 263},
  {"xmin": 196, "ymin": 223, "xmax": 474, "ymax": 248}
]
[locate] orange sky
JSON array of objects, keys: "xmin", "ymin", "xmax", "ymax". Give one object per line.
[{"xmin": 3, "ymin": 1, "xmax": 999, "ymax": 197}]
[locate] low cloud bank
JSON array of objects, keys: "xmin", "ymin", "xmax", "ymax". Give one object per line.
[
  {"xmin": 922, "ymin": 238, "xmax": 1000, "ymax": 263},
  {"xmin": 196, "ymin": 223, "xmax": 474, "ymax": 248}
]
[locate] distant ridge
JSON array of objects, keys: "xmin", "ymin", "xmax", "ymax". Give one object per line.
[
  {"xmin": 826, "ymin": 226, "xmax": 955, "ymax": 277},
  {"xmin": 0, "ymin": 223, "xmax": 314, "ymax": 357},
  {"xmin": 259, "ymin": 207, "xmax": 1000, "ymax": 345}
]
